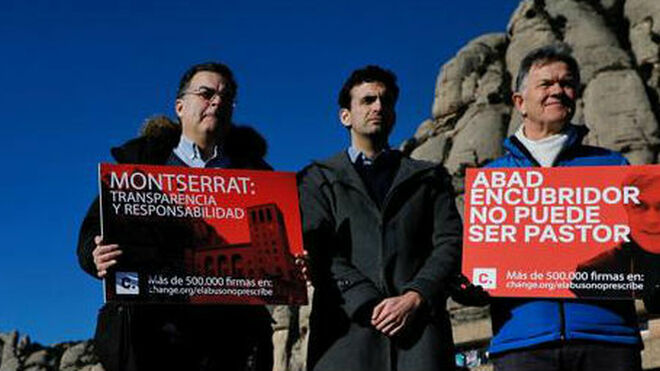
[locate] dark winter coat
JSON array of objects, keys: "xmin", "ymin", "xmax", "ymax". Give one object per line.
[
  {"xmin": 77, "ymin": 118, "xmax": 273, "ymax": 371},
  {"xmin": 486, "ymin": 124, "xmax": 641, "ymax": 355},
  {"xmin": 299, "ymin": 151, "xmax": 462, "ymax": 371}
]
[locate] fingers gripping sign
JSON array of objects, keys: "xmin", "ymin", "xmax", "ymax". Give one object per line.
[
  {"xmin": 294, "ymin": 250, "xmax": 311, "ymax": 283},
  {"xmin": 92, "ymin": 235, "xmax": 122, "ymax": 278}
]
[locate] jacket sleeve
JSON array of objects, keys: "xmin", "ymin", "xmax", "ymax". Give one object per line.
[
  {"xmin": 298, "ymin": 166, "xmax": 382, "ymax": 319},
  {"xmin": 643, "ymin": 261, "xmax": 660, "ymax": 314},
  {"xmin": 644, "ymin": 284, "xmax": 660, "ymax": 314},
  {"xmin": 402, "ymin": 167, "xmax": 463, "ymax": 313},
  {"xmin": 78, "ymin": 196, "xmax": 102, "ymax": 279}
]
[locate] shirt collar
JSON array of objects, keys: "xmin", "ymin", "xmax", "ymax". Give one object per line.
[
  {"xmin": 173, "ymin": 135, "xmax": 227, "ymax": 168},
  {"xmin": 515, "ymin": 124, "xmax": 571, "ymax": 144},
  {"xmin": 347, "ymin": 145, "xmax": 391, "ymax": 166}
]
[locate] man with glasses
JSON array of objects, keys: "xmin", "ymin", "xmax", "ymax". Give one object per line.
[{"xmin": 77, "ymin": 62, "xmax": 272, "ymax": 371}]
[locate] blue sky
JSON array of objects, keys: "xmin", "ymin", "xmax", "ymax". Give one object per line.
[{"xmin": 0, "ymin": 1, "xmax": 517, "ymax": 344}]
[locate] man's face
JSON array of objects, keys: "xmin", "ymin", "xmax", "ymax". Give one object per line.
[
  {"xmin": 628, "ymin": 185, "xmax": 660, "ymax": 254},
  {"xmin": 340, "ymin": 81, "xmax": 395, "ymax": 142},
  {"xmin": 175, "ymin": 71, "xmax": 233, "ymax": 142},
  {"xmin": 514, "ymin": 61, "xmax": 577, "ymax": 133}
]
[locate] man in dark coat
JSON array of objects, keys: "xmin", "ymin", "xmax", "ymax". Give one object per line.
[
  {"xmin": 299, "ymin": 65, "xmax": 463, "ymax": 371},
  {"xmin": 77, "ymin": 62, "xmax": 272, "ymax": 371}
]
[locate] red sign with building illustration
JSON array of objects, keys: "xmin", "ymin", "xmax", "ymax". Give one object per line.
[
  {"xmin": 99, "ymin": 163, "xmax": 307, "ymax": 305},
  {"xmin": 463, "ymin": 165, "xmax": 660, "ymax": 299}
]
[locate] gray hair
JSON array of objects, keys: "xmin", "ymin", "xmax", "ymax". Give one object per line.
[{"xmin": 515, "ymin": 44, "xmax": 580, "ymax": 92}]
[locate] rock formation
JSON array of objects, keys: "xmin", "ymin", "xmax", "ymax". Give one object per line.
[
  {"xmin": 409, "ymin": 0, "xmax": 660, "ymax": 186},
  {"xmin": 0, "ymin": 331, "xmax": 102, "ymax": 371}
]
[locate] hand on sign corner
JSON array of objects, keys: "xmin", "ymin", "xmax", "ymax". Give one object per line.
[
  {"xmin": 371, "ymin": 291, "xmax": 423, "ymax": 337},
  {"xmin": 92, "ymin": 235, "xmax": 122, "ymax": 278},
  {"xmin": 448, "ymin": 273, "xmax": 490, "ymax": 307},
  {"xmin": 294, "ymin": 250, "xmax": 311, "ymax": 284}
]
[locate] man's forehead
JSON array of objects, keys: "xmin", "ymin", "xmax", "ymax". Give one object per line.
[
  {"xmin": 189, "ymin": 71, "xmax": 226, "ymax": 86},
  {"xmin": 529, "ymin": 61, "xmax": 574, "ymax": 78},
  {"xmin": 350, "ymin": 81, "xmax": 388, "ymax": 96}
]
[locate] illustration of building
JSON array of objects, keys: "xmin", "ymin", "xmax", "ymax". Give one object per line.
[{"xmin": 188, "ymin": 203, "xmax": 298, "ymax": 283}]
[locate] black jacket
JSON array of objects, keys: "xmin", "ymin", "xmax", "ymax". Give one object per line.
[
  {"xmin": 299, "ymin": 151, "xmax": 462, "ymax": 371},
  {"xmin": 78, "ymin": 118, "xmax": 273, "ymax": 371}
]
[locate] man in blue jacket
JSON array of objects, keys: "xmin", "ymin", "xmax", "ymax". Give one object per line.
[{"xmin": 486, "ymin": 45, "xmax": 642, "ymax": 370}]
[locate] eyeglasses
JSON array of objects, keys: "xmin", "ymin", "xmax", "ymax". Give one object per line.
[{"xmin": 179, "ymin": 86, "xmax": 233, "ymax": 103}]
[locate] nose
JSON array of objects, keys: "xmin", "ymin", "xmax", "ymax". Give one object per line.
[
  {"xmin": 209, "ymin": 93, "xmax": 222, "ymax": 105},
  {"xmin": 548, "ymin": 82, "xmax": 564, "ymax": 95},
  {"xmin": 372, "ymin": 97, "xmax": 383, "ymax": 111}
]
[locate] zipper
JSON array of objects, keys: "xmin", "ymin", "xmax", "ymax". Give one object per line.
[
  {"xmin": 509, "ymin": 136, "xmax": 542, "ymax": 167},
  {"xmin": 511, "ymin": 135, "xmax": 572, "ymax": 341},
  {"xmin": 559, "ymin": 300, "xmax": 566, "ymax": 341},
  {"xmin": 553, "ymin": 138, "xmax": 578, "ymax": 342},
  {"xmin": 551, "ymin": 143, "xmax": 576, "ymax": 167}
]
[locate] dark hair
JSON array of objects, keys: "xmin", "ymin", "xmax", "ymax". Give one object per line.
[
  {"xmin": 338, "ymin": 65, "xmax": 399, "ymax": 109},
  {"xmin": 515, "ymin": 44, "xmax": 580, "ymax": 92},
  {"xmin": 176, "ymin": 62, "xmax": 238, "ymax": 103}
]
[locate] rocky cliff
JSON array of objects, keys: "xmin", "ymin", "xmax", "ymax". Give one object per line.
[
  {"xmin": 0, "ymin": 331, "xmax": 101, "ymax": 371},
  {"xmin": 406, "ymin": 0, "xmax": 660, "ymax": 193}
]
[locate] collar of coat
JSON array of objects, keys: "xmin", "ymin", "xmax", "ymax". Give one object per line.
[
  {"xmin": 313, "ymin": 149, "xmax": 442, "ymax": 195},
  {"xmin": 109, "ymin": 115, "xmax": 271, "ymax": 169},
  {"xmin": 502, "ymin": 123, "xmax": 588, "ymax": 165}
]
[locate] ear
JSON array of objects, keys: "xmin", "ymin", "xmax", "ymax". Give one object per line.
[
  {"xmin": 175, "ymin": 98, "xmax": 184, "ymax": 119},
  {"xmin": 339, "ymin": 108, "xmax": 351, "ymax": 128},
  {"xmin": 512, "ymin": 92, "xmax": 525, "ymax": 116}
]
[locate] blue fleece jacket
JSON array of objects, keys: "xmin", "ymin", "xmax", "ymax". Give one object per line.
[{"xmin": 486, "ymin": 124, "xmax": 641, "ymax": 355}]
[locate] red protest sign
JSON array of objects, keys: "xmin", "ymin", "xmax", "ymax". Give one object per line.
[
  {"xmin": 462, "ymin": 165, "xmax": 660, "ymax": 299},
  {"xmin": 99, "ymin": 163, "xmax": 307, "ymax": 305}
]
